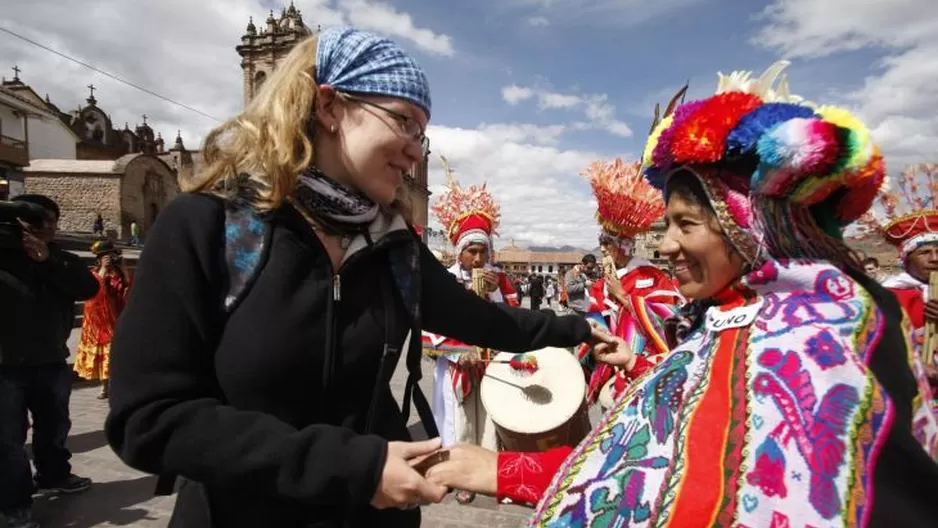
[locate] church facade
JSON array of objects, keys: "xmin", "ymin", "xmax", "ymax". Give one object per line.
[
  {"xmin": 236, "ymin": 5, "xmax": 431, "ymax": 231},
  {"xmin": 1, "ymin": 72, "xmax": 185, "ymax": 238}
]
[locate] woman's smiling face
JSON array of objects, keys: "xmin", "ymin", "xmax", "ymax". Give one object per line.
[{"xmin": 658, "ymin": 172, "xmax": 746, "ymax": 300}]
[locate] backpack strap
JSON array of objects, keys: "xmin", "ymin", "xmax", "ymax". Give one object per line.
[
  {"xmin": 154, "ymin": 200, "xmax": 272, "ymax": 497},
  {"xmin": 388, "ymin": 235, "xmax": 439, "ymax": 440}
]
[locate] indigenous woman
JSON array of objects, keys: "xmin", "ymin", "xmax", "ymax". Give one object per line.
[
  {"xmin": 577, "ymin": 157, "xmax": 683, "ymax": 407},
  {"xmin": 104, "ymin": 27, "xmax": 605, "ymax": 528},
  {"xmin": 73, "ymin": 240, "xmax": 130, "ymax": 399},
  {"xmin": 426, "ymin": 61, "xmax": 938, "ymax": 527}
]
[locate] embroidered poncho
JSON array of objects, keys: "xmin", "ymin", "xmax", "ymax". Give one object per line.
[{"xmin": 527, "ymin": 259, "xmax": 938, "ymax": 527}]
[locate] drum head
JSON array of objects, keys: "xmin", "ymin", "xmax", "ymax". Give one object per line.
[{"xmin": 481, "ymin": 347, "xmax": 586, "ymax": 435}]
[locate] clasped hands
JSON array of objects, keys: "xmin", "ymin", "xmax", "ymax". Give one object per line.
[{"xmin": 371, "ymin": 438, "xmax": 498, "ymax": 509}]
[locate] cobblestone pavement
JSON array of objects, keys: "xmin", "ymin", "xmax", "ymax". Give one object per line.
[{"xmin": 10, "ymin": 297, "xmax": 577, "ymax": 527}]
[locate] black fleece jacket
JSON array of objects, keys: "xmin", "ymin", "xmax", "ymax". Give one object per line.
[
  {"xmin": 104, "ymin": 193, "xmax": 590, "ymax": 527},
  {"xmin": 0, "ymin": 245, "xmax": 99, "ymax": 366}
]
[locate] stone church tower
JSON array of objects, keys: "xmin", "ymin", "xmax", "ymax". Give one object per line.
[{"xmin": 235, "ymin": 4, "xmax": 431, "ymax": 232}]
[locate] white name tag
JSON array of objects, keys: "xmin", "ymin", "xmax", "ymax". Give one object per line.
[
  {"xmin": 635, "ymin": 278, "xmax": 655, "ymax": 289},
  {"xmin": 705, "ymin": 300, "xmax": 764, "ymax": 332}
]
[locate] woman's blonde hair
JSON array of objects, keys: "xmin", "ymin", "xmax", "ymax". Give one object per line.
[{"xmin": 185, "ymin": 35, "xmax": 321, "ymax": 211}]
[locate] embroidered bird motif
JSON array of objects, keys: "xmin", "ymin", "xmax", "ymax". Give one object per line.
[{"xmin": 750, "ymin": 348, "xmax": 860, "ymax": 520}]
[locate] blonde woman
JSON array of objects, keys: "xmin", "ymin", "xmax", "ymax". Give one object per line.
[{"xmin": 104, "ymin": 27, "xmax": 603, "ymax": 528}]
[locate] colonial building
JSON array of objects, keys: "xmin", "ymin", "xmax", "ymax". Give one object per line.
[
  {"xmin": 495, "ymin": 240, "xmax": 587, "ymax": 277},
  {"xmin": 0, "ymin": 68, "xmax": 80, "ymax": 199},
  {"xmin": 634, "ymin": 219, "xmax": 668, "ymax": 267},
  {"xmin": 0, "ymin": 69, "xmax": 184, "ymax": 237},
  {"xmin": 236, "ymin": 5, "xmax": 431, "ymax": 231}
]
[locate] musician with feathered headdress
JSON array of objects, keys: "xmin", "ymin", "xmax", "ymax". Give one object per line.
[
  {"xmin": 577, "ymin": 156, "xmax": 684, "ymax": 406},
  {"xmin": 858, "ymin": 162, "xmax": 938, "ymax": 402},
  {"xmin": 420, "ymin": 157, "xmax": 519, "ymax": 504}
]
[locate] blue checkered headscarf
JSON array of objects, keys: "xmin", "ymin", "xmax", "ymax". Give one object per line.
[{"xmin": 316, "ymin": 26, "xmax": 431, "ymax": 119}]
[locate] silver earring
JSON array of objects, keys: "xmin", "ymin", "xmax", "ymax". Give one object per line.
[{"xmin": 330, "ymin": 125, "xmax": 336, "ymax": 133}]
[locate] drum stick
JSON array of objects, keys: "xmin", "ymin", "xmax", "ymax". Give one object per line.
[{"xmin": 483, "ymin": 373, "xmax": 527, "ymax": 390}]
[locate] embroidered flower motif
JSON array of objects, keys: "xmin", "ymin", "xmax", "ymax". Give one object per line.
[{"xmin": 805, "ymin": 329, "xmax": 847, "ymax": 370}]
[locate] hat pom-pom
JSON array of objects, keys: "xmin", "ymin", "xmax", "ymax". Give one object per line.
[
  {"xmin": 752, "ymin": 118, "xmax": 842, "ymax": 198},
  {"xmin": 670, "ymin": 93, "xmax": 762, "ymax": 165},
  {"xmin": 726, "ymin": 103, "xmax": 815, "ymax": 155}
]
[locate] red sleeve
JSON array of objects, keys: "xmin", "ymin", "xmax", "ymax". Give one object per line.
[
  {"xmin": 496, "ymin": 446, "xmax": 573, "ymax": 506},
  {"xmin": 498, "ymin": 272, "xmax": 520, "ymax": 307},
  {"xmin": 624, "ymin": 355, "xmax": 655, "ymax": 380},
  {"xmin": 889, "ymin": 287, "xmax": 925, "ymax": 329}
]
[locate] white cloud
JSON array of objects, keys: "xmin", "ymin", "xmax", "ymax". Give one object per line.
[
  {"xmin": 538, "ymin": 92, "xmax": 581, "ymax": 109},
  {"xmin": 1, "ymin": 0, "xmax": 608, "ymax": 249},
  {"xmin": 339, "ymin": 0, "xmax": 455, "ymax": 56},
  {"xmin": 755, "ymin": 0, "xmax": 938, "ymax": 169},
  {"xmin": 503, "ymin": 0, "xmax": 704, "ymax": 28},
  {"xmin": 501, "ymin": 84, "xmax": 535, "ymax": 104},
  {"xmin": 500, "ymin": 85, "xmax": 633, "ymax": 138},
  {"xmin": 526, "ymin": 16, "xmax": 550, "ymax": 27},
  {"xmin": 426, "ymin": 123, "xmax": 609, "ymax": 248},
  {"xmin": 0, "ymin": 0, "xmax": 454, "ymax": 148}
]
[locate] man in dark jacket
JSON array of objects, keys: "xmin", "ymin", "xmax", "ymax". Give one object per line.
[
  {"xmin": 0, "ymin": 194, "xmax": 99, "ymax": 528},
  {"xmin": 528, "ymin": 274, "xmax": 545, "ymax": 310}
]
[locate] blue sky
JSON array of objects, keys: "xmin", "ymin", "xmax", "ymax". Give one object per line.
[{"xmin": 4, "ymin": 0, "xmax": 936, "ymax": 248}]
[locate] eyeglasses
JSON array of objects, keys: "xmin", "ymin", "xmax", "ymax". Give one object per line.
[{"xmin": 339, "ymin": 93, "xmax": 429, "ymax": 156}]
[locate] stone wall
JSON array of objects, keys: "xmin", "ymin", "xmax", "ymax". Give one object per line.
[{"xmin": 24, "ymin": 173, "xmax": 122, "ymax": 236}]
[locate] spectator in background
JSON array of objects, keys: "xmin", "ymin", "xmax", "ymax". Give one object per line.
[
  {"xmin": 528, "ymin": 273, "xmax": 545, "ymax": 310},
  {"xmin": 544, "ymin": 279, "xmax": 556, "ymax": 308},
  {"xmin": 0, "ymin": 194, "xmax": 99, "ymax": 528},
  {"xmin": 92, "ymin": 213, "xmax": 104, "ymax": 238},
  {"xmin": 863, "ymin": 256, "xmax": 883, "ymax": 282},
  {"xmin": 128, "ymin": 221, "xmax": 141, "ymax": 247},
  {"xmin": 564, "ymin": 254, "xmax": 597, "ymax": 315},
  {"xmin": 73, "ymin": 241, "xmax": 132, "ymax": 400}
]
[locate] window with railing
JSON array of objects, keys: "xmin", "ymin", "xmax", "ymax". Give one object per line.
[{"xmin": 0, "ymin": 134, "xmax": 27, "ymax": 149}]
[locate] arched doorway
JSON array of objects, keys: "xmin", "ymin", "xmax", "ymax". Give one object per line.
[
  {"xmin": 142, "ymin": 171, "xmax": 165, "ymax": 231},
  {"xmin": 148, "ymin": 202, "xmax": 159, "ymax": 226}
]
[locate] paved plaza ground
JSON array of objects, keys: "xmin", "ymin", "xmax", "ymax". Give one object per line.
[{"xmin": 9, "ymin": 297, "xmax": 578, "ymax": 528}]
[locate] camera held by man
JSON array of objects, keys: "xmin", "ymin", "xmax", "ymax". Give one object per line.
[{"xmin": 0, "ymin": 194, "xmax": 100, "ymax": 528}]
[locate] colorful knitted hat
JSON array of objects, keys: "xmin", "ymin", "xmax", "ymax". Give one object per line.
[
  {"xmin": 642, "ymin": 60, "xmax": 885, "ymax": 262},
  {"xmin": 857, "ymin": 163, "xmax": 938, "ymax": 261},
  {"xmin": 582, "ymin": 158, "xmax": 665, "ymax": 254},
  {"xmin": 432, "ymin": 155, "xmax": 501, "ymax": 254}
]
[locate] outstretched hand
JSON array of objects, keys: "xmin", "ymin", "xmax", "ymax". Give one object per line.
[
  {"xmin": 588, "ymin": 321, "xmax": 635, "ymax": 369},
  {"xmin": 424, "ymin": 444, "xmax": 498, "ymax": 496}
]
